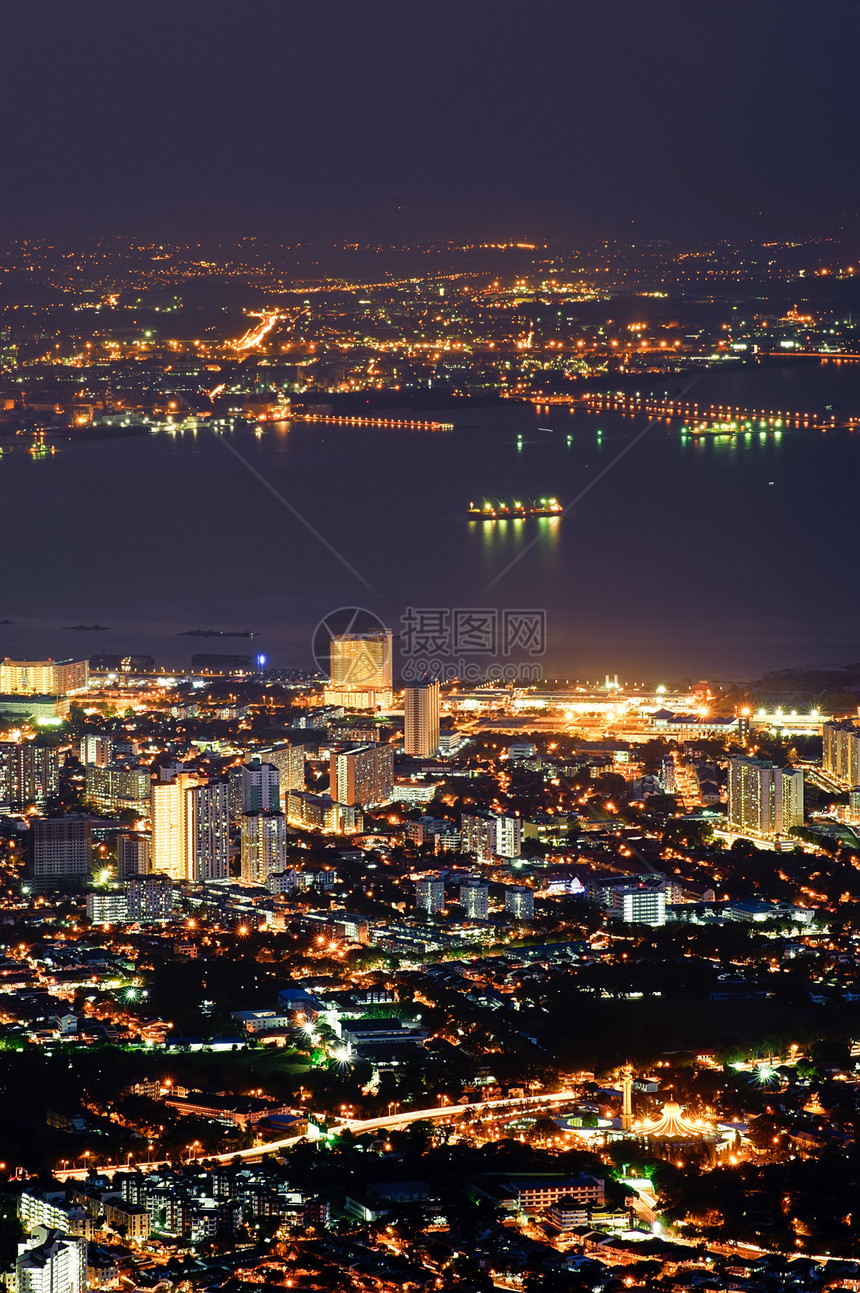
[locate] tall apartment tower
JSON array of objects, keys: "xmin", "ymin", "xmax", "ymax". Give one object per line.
[
  {"xmin": 187, "ymin": 781, "xmax": 231, "ymax": 881},
  {"xmin": 822, "ymin": 720, "xmax": 860, "ymax": 790},
  {"xmin": 505, "ymin": 885, "xmax": 535, "ymax": 920},
  {"xmin": 30, "ymin": 817, "xmax": 92, "ymax": 886},
  {"xmin": 257, "ymin": 744, "xmax": 305, "ymax": 798},
  {"xmin": 0, "ymin": 743, "xmax": 60, "ymax": 811},
  {"xmin": 460, "ymin": 879, "xmax": 489, "ymax": 921},
  {"xmin": 330, "ymin": 744, "xmax": 394, "ymax": 807},
  {"xmin": 404, "ymin": 680, "xmax": 441, "ymax": 757},
  {"xmin": 240, "ymin": 811, "xmax": 287, "ymax": 885},
  {"xmin": 461, "ymin": 811, "xmax": 521, "ymax": 861},
  {"xmin": 495, "ymin": 814, "xmax": 523, "ymax": 859},
  {"xmin": 326, "ymin": 629, "xmax": 393, "ymax": 708},
  {"xmin": 460, "ymin": 812, "xmax": 496, "ymax": 863},
  {"xmin": 238, "ymin": 758, "xmax": 280, "ymax": 813},
  {"xmin": 415, "ymin": 873, "xmax": 445, "ymax": 913},
  {"xmin": 150, "ymin": 770, "xmax": 201, "ymax": 881},
  {"xmin": 728, "ymin": 756, "xmax": 804, "ymax": 841},
  {"xmin": 118, "ymin": 833, "xmax": 149, "ymax": 879}
]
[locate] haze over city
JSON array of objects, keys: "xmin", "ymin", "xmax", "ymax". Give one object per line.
[{"xmin": 3, "ymin": 5, "xmax": 860, "ymax": 1293}]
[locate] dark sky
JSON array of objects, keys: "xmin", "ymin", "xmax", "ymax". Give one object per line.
[{"xmin": 2, "ymin": 0, "xmax": 858, "ymax": 243}]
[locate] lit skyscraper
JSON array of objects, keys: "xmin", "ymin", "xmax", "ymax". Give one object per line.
[
  {"xmin": 325, "ymin": 629, "xmax": 393, "ymax": 708},
  {"xmin": 187, "ymin": 781, "xmax": 231, "ymax": 882},
  {"xmin": 822, "ymin": 720, "xmax": 860, "ymax": 790},
  {"xmin": 404, "ymin": 680, "xmax": 440, "ymax": 757},
  {"xmin": 150, "ymin": 770, "xmax": 200, "ymax": 881},
  {"xmin": 241, "ymin": 811, "xmax": 287, "ymax": 884},
  {"xmin": 0, "ymin": 743, "xmax": 59, "ymax": 812},
  {"xmin": 330, "ymin": 744, "xmax": 393, "ymax": 807},
  {"xmin": 728, "ymin": 756, "xmax": 804, "ymax": 842},
  {"xmin": 237, "ymin": 758, "xmax": 280, "ymax": 813}
]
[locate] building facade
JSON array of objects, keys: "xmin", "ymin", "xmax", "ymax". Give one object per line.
[
  {"xmin": 404, "ymin": 680, "xmax": 441, "ymax": 757},
  {"xmin": 728, "ymin": 755, "xmax": 805, "ymax": 841}
]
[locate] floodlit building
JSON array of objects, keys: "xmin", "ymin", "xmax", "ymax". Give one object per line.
[
  {"xmin": 404, "ymin": 680, "xmax": 440, "ymax": 756},
  {"xmin": 150, "ymin": 770, "xmax": 200, "ymax": 881},
  {"xmin": 461, "ymin": 810, "xmax": 521, "ymax": 861},
  {"xmin": 330, "ymin": 744, "xmax": 393, "ymax": 807},
  {"xmin": 822, "ymin": 720, "xmax": 860, "ymax": 790},
  {"xmin": 607, "ymin": 882, "xmax": 667, "ymax": 927},
  {"xmin": 728, "ymin": 755, "xmax": 804, "ymax": 842},
  {"xmin": 1, "ymin": 657, "xmax": 88, "ymax": 695},
  {"xmin": 256, "ymin": 743, "xmax": 305, "ymax": 797},
  {"xmin": 325, "ymin": 630, "xmax": 393, "ymax": 709}
]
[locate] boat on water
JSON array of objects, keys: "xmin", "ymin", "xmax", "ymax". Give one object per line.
[{"xmin": 468, "ymin": 497, "xmax": 562, "ymax": 519}]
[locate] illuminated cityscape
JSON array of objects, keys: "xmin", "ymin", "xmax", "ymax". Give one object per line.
[{"xmin": 4, "ymin": 2, "xmax": 860, "ymax": 1290}]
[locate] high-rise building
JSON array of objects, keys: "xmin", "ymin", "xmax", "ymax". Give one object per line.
[
  {"xmin": 151, "ymin": 770, "xmax": 230, "ymax": 882},
  {"xmin": 1, "ymin": 657, "xmax": 88, "ymax": 695},
  {"xmin": 240, "ymin": 811, "xmax": 287, "ymax": 884},
  {"xmin": 728, "ymin": 756, "xmax": 805, "ymax": 842},
  {"xmin": 415, "ymin": 874, "xmax": 445, "ymax": 913},
  {"xmin": 187, "ymin": 781, "xmax": 231, "ymax": 881},
  {"xmin": 257, "ymin": 744, "xmax": 306, "ymax": 798},
  {"xmin": 461, "ymin": 812, "xmax": 495, "ymax": 862},
  {"xmin": 124, "ymin": 873, "xmax": 174, "ymax": 921},
  {"xmin": 404, "ymin": 680, "xmax": 441, "ymax": 757},
  {"xmin": 461, "ymin": 811, "xmax": 521, "ymax": 861},
  {"xmin": 495, "ymin": 814, "xmax": 522, "ymax": 859},
  {"xmin": 660, "ymin": 755, "xmax": 676, "ymax": 795},
  {"xmin": 460, "ymin": 879, "xmax": 489, "ymax": 921},
  {"xmin": 237, "ymin": 758, "xmax": 280, "ymax": 813},
  {"xmin": 330, "ymin": 744, "xmax": 393, "ymax": 807},
  {"xmin": 30, "ymin": 817, "xmax": 92, "ymax": 886},
  {"xmin": 151, "ymin": 770, "xmax": 200, "ymax": 881},
  {"xmin": 325, "ymin": 630, "xmax": 393, "ymax": 709},
  {"xmin": 822, "ymin": 721, "xmax": 860, "ymax": 790},
  {"xmin": 0, "ymin": 743, "xmax": 60, "ymax": 811},
  {"xmin": 16, "ymin": 1227, "xmax": 85, "ymax": 1293},
  {"xmin": 505, "ymin": 885, "xmax": 534, "ymax": 920},
  {"xmin": 80, "ymin": 734, "xmax": 111, "ymax": 767},
  {"xmin": 117, "ymin": 833, "xmax": 149, "ymax": 879}
]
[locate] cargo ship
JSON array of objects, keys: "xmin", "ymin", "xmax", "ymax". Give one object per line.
[{"xmin": 468, "ymin": 497, "xmax": 563, "ymax": 519}]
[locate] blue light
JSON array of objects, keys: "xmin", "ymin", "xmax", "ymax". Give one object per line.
[{"xmin": 257, "ymin": 653, "xmax": 267, "ymax": 667}]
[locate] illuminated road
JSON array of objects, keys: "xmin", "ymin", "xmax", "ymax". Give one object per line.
[
  {"xmin": 233, "ymin": 312, "xmax": 280, "ymax": 352},
  {"xmin": 53, "ymin": 1089, "xmax": 577, "ymax": 1180}
]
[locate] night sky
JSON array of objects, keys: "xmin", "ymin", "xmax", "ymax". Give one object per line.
[{"xmin": 2, "ymin": 0, "xmax": 858, "ymax": 244}]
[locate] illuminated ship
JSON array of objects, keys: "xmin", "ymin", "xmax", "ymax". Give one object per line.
[{"xmin": 468, "ymin": 497, "xmax": 563, "ymax": 519}]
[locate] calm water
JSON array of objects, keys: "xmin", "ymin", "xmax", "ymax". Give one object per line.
[{"xmin": 3, "ymin": 360, "xmax": 860, "ymax": 683}]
